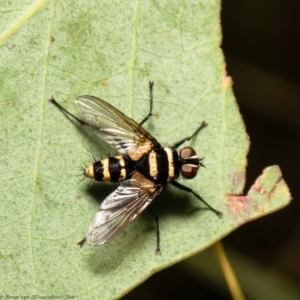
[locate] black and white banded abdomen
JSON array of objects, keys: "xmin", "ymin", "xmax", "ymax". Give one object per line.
[{"xmin": 84, "ymin": 156, "xmax": 135, "ymax": 183}]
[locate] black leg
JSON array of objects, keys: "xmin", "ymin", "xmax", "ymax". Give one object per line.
[
  {"xmin": 171, "ymin": 181, "xmax": 222, "ymax": 217},
  {"xmin": 172, "ymin": 121, "xmax": 207, "ymax": 149},
  {"xmin": 49, "ymin": 97, "xmax": 87, "ymax": 125},
  {"xmin": 153, "ymin": 212, "xmax": 161, "ymax": 255},
  {"xmin": 50, "ymin": 97, "xmax": 101, "ymax": 131},
  {"xmin": 77, "ymin": 237, "xmax": 86, "ymax": 247},
  {"xmin": 139, "ymin": 81, "xmax": 154, "ymax": 126}
]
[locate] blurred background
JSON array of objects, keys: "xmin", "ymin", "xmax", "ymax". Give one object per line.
[{"xmin": 123, "ymin": 1, "xmax": 300, "ymax": 299}]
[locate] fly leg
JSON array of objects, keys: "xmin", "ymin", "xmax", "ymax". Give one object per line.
[
  {"xmin": 153, "ymin": 211, "xmax": 161, "ymax": 255},
  {"xmin": 171, "ymin": 181, "xmax": 222, "ymax": 217},
  {"xmin": 139, "ymin": 81, "xmax": 155, "ymax": 126},
  {"xmin": 172, "ymin": 121, "xmax": 207, "ymax": 149},
  {"xmin": 49, "ymin": 97, "xmax": 83, "ymax": 124},
  {"xmin": 77, "ymin": 237, "xmax": 86, "ymax": 247},
  {"xmin": 49, "ymin": 97, "xmax": 100, "ymax": 130}
]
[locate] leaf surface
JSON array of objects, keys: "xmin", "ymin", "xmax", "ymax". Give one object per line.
[{"xmin": 0, "ymin": 1, "xmax": 291, "ymax": 299}]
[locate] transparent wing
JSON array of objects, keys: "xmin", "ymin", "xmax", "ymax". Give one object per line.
[
  {"xmin": 75, "ymin": 95, "xmax": 158, "ymax": 160},
  {"xmin": 85, "ymin": 173, "xmax": 163, "ymax": 245}
]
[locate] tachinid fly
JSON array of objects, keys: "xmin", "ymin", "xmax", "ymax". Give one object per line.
[{"xmin": 50, "ymin": 82, "xmax": 222, "ymax": 254}]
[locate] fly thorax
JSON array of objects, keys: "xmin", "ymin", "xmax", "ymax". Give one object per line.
[{"xmin": 136, "ymin": 148, "xmax": 179, "ymax": 184}]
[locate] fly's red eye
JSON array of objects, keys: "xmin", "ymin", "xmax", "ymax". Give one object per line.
[
  {"xmin": 180, "ymin": 147, "xmax": 199, "ymax": 179},
  {"xmin": 180, "ymin": 147, "xmax": 196, "ymax": 159},
  {"xmin": 180, "ymin": 164, "xmax": 198, "ymax": 179}
]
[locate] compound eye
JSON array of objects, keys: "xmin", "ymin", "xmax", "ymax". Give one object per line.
[
  {"xmin": 180, "ymin": 147, "xmax": 197, "ymax": 159},
  {"xmin": 180, "ymin": 164, "xmax": 198, "ymax": 179},
  {"xmin": 180, "ymin": 147, "xmax": 198, "ymax": 179}
]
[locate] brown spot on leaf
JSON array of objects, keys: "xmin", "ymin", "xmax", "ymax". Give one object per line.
[{"xmin": 227, "ymin": 195, "xmax": 250, "ymax": 213}]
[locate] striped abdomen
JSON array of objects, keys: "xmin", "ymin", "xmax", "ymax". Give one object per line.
[{"xmin": 84, "ymin": 156, "xmax": 135, "ymax": 183}]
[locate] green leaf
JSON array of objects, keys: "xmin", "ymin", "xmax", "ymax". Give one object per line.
[{"xmin": 0, "ymin": 1, "xmax": 291, "ymax": 299}]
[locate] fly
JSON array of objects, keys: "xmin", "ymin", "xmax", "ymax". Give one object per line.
[{"xmin": 50, "ymin": 82, "xmax": 222, "ymax": 254}]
